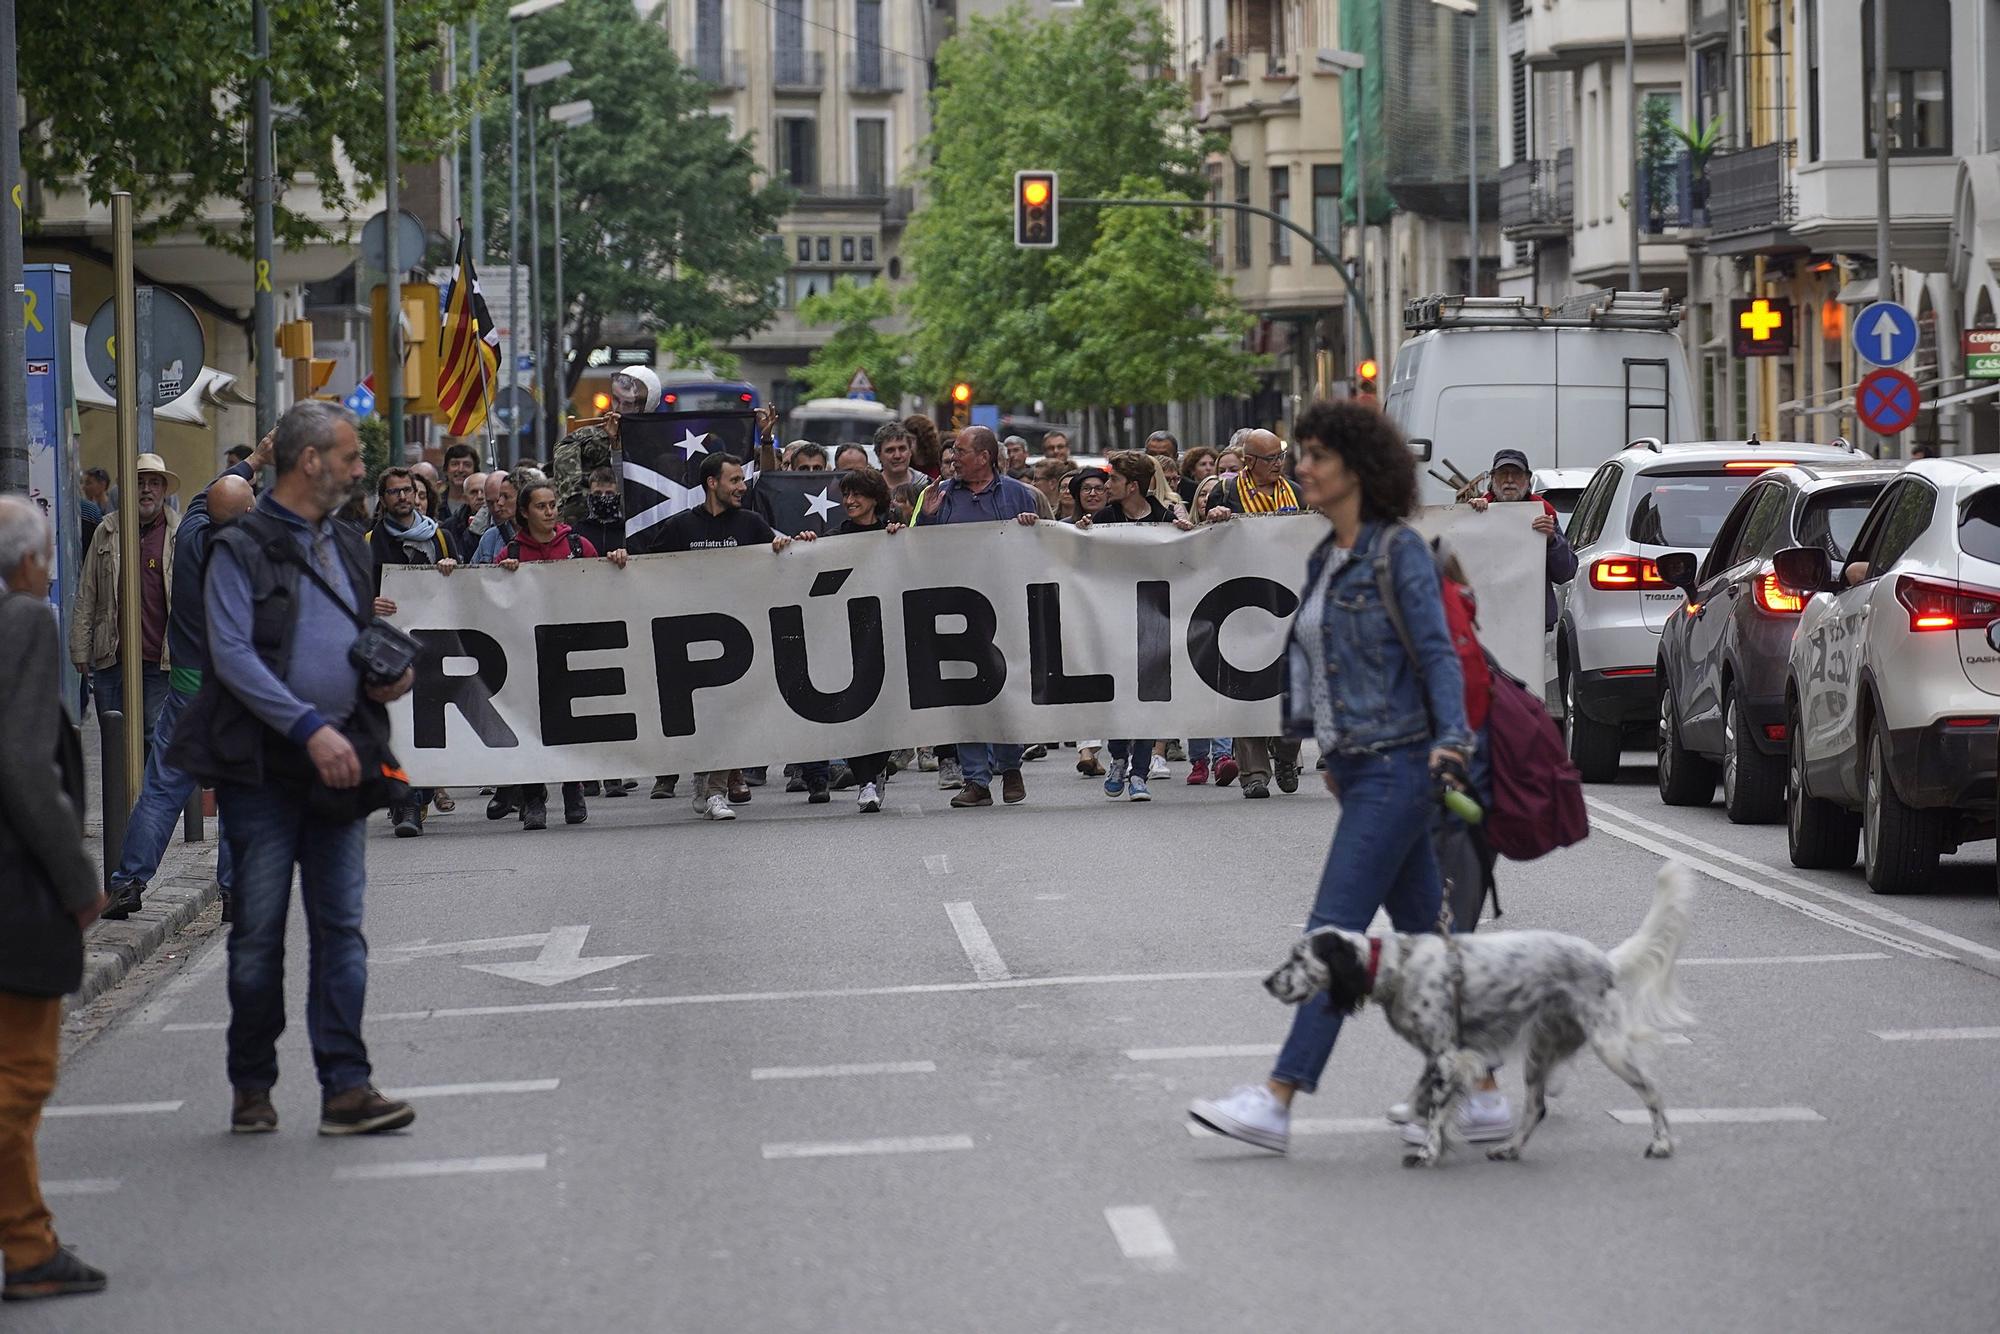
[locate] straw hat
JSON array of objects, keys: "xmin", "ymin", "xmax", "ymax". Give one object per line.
[{"xmin": 134, "ymin": 453, "xmax": 182, "ymax": 497}]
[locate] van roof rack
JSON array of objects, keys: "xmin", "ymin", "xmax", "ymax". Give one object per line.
[{"xmin": 1403, "ymin": 289, "xmax": 1684, "ymax": 333}]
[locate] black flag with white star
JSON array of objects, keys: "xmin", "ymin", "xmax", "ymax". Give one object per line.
[
  {"xmin": 749, "ymin": 470, "xmax": 850, "ymax": 538},
  {"xmin": 618, "ymin": 409, "xmax": 761, "ymax": 552}
]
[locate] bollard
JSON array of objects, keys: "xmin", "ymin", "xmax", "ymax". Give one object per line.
[
  {"xmin": 182, "ymin": 789, "xmax": 205, "ymax": 843},
  {"xmin": 99, "ymin": 709, "xmax": 128, "ymax": 892}
]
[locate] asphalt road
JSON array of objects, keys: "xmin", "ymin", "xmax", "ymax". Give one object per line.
[{"xmin": 24, "ymin": 746, "xmax": 2000, "ymax": 1334}]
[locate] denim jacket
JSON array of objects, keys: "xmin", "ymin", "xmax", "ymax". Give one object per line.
[{"xmin": 1279, "ymin": 520, "xmax": 1472, "ymax": 755}]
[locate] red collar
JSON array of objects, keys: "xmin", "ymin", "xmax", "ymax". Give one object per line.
[{"xmin": 1366, "ymin": 937, "xmax": 1383, "ymax": 992}]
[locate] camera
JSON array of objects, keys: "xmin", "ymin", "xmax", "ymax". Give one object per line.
[{"xmin": 349, "ymin": 619, "xmax": 420, "ymax": 687}]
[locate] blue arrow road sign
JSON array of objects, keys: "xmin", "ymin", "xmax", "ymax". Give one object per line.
[
  {"xmin": 1855, "ymin": 302, "xmax": 1918, "ymax": 368},
  {"xmin": 344, "ymin": 384, "xmax": 376, "ymax": 418}
]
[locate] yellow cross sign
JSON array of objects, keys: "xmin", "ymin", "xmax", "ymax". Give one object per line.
[
  {"xmin": 1731, "ymin": 297, "xmax": 1793, "ymax": 358},
  {"xmin": 1739, "ymin": 299, "xmax": 1785, "ymax": 341}
]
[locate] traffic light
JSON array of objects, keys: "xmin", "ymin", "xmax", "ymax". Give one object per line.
[
  {"xmin": 1731, "ymin": 298, "xmax": 1793, "ymax": 358},
  {"xmin": 1014, "ymin": 170, "xmax": 1058, "ymax": 249},
  {"xmin": 951, "ymin": 381, "xmax": 973, "ymax": 428},
  {"xmin": 1355, "ymin": 358, "xmax": 1379, "ymax": 398}
]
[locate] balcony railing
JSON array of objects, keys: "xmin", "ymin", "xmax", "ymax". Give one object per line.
[
  {"xmin": 847, "ymin": 53, "xmax": 906, "ymax": 94},
  {"xmin": 1498, "ymin": 149, "xmax": 1574, "ymax": 239},
  {"xmin": 773, "ymin": 48, "xmax": 824, "ymax": 92},
  {"xmin": 1707, "ymin": 141, "xmax": 1796, "ymax": 237},
  {"xmin": 693, "ymin": 47, "xmax": 746, "ymax": 90},
  {"xmin": 1637, "ymin": 152, "xmax": 1709, "ymax": 233}
]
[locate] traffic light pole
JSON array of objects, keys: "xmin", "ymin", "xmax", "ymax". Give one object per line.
[{"xmin": 1062, "ymin": 197, "xmax": 1375, "ymax": 365}]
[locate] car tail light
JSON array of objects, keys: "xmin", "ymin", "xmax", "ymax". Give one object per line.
[
  {"xmin": 1753, "ymin": 573, "xmax": 1806, "ymax": 614},
  {"xmin": 1590, "ymin": 556, "xmax": 1666, "ymax": 590},
  {"xmin": 1601, "ymin": 666, "xmax": 1656, "ymax": 678},
  {"xmin": 663, "ymin": 393, "xmax": 678, "ymax": 405},
  {"xmin": 1944, "ymin": 717, "xmax": 1995, "ymax": 728},
  {"xmin": 1894, "ymin": 575, "xmax": 2000, "ymax": 632},
  {"xmin": 1723, "ymin": 460, "xmax": 1797, "ymax": 471}
]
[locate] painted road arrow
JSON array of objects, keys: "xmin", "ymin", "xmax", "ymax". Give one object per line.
[{"xmin": 395, "ymin": 926, "xmax": 648, "ymax": 987}]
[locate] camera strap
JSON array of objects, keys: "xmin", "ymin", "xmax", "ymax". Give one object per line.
[{"xmin": 269, "ymin": 530, "xmax": 371, "ymax": 633}]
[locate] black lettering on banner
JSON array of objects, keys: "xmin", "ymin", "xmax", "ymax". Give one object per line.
[
  {"xmin": 1026, "ymin": 583, "xmax": 1113, "ymax": 706},
  {"xmin": 651, "ymin": 612, "xmax": 755, "ymax": 736},
  {"xmin": 1136, "ymin": 580, "xmax": 1172, "ymax": 702},
  {"xmin": 1188, "ymin": 577, "xmax": 1299, "ymax": 700},
  {"xmin": 410, "ymin": 629, "xmax": 518, "ymax": 749},
  {"xmin": 536, "ymin": 622, "xmax": 638, "ymax": 745},
  {"xmin": 769, "ymin": 569, "xmax": 886, "ymax": 723},
  {"xmin": 903, "ymin": 587, "xmax": 1005, "ymax": 709}
]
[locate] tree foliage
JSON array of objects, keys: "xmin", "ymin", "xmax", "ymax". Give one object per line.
[
  {"xmin": 23, "ymin": 0, "xmax": 479, "ymax": 251},
  {"xmin": 794, "ymin": 279, "xmax": 918, "ymax": 404},
  {"xmin": 904, "ymin": 0, "xmax": 1256, "ymax": 416}
]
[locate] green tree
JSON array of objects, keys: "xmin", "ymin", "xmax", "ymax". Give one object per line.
[
  {"xmin": 486, "ymin": 0, "xmax": 792, "ymax": 416},
  {"xmin": 23, "ymin": 0, "xmax": 478, "ymax": 251},
  {"xmin": 905, "ymin": 0, "xmax": 1251, "ymax": 422},
  {"xmin": 794, "ymin": 279, "xmax": 918, "ymax": 404}
]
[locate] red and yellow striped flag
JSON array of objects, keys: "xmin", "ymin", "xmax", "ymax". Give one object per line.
[{"xmin": 435, "ymin": 228, "xmax": 499, "ymax": 437}]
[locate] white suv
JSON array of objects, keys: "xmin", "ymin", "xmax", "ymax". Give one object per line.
[
  {"xmin": 1779, "ymin": 457, "xmax": 2000, "ymax": 894},
  {"xmin": 1553, "ymin": 438, "xmax": 1867, "ymax": 781}
]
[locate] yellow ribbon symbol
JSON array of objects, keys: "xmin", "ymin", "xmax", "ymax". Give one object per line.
[
  {"xmin": 20, "ymin": 288, "xmax": 41, "ymax": 333},
  {"xmin": 9, "ymin": 184, "xmax": 20, "ymax": 212},
  {"xmin": 254, "ymin": 259, "xmax": 272, "ymax": 293}
]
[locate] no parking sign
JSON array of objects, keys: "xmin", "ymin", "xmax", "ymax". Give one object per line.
[{"xmin": 1855, "ymin": 368, "xmax": 1921, "ymax": 436}]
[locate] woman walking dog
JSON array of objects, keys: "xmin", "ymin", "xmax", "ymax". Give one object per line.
[{"xmin": 1188, "ymin": 400, "xmax": 1510, "ymax": 1154}]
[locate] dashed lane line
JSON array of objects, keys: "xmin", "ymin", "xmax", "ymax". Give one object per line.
[
  {"xmin": 333, "ymin": 1155, "xmax": 548, "ymax": 1181},
  {"xmin": 761, "ymin": 1135, "xmax": 975, "ymax": 1160},
  {"xmin": 1678, "ymin": 952, "xmax": 1891, "ymax": 966},
  {"xmin": 1608, "ymin": 1106, "xmax": 1824, "ymax": 1125},
  {"xmin": 943, "ymin": 902, "xmax": 1011, "ymax": 981},
  {"xmin": 1103, "ymin": 1206, "xmax": 1180, "ymax": 1272},
  {"xmin": 382, "ymin": 1080, "xmax": 561, "ymax": 1099},
  {"xmin": 1588, "ymin": 795, "xmax": 2000, "ymax": 969},
  {"xmin": 41, "ymin": 1179, "xmax": 121, "ymax": 1197},
  {"xmin": 42, "ymin": 1101, "xmax": 184, "ymax": 1119},
  {"xmin": 1872, "ymin": 1026, "xmax": 2000, "ymax": 1041},
  {"xmin": 752, "ymin": 1061, "xmax": 937, "ymax": 1080},
  {"xmin": 923, "ymin": 853, "xmax": 952, "ymax": 876},
  {"xmin": 1126, "ymin": 1044, "xmax": 1281, "ymax": 1062}
]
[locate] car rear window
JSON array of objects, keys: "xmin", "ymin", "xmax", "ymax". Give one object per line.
[
  {"xmin": 1627, "ymin": 472, "xmax": 1757, "ymax": 547},
  {"xmin": 1958, "ymin": 487, "xmax": 2000, "ymax": 563},
  {"xmin": 1797, "ymin": 484, "xmax": 1885, "ymax": 559}
]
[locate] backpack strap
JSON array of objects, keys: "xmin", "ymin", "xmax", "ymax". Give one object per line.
[
  {"xmin": 506, "ymin": 536, "xmax": 521, "ymax": 563},
  {"xmin": 567, "ymin": 532, "xmax": 584, "ymax": 559},
  {"xmin": 1373, "ymin": 521, "xmax": 1423, "ymax": 674}
]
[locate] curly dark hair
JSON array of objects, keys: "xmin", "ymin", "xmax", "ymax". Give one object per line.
[
  {"xmin": 1291, "ymin": 399, "xmax": 1417, "ymax": 521},
  {"xmin": 839, "ymin": 464, "xmax": 892, "ymax": 513},
  {"xmin": 903, "ymin": 413, "xmax": 942, "ymax": 475}
]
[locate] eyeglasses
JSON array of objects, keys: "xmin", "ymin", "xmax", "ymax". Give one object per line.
[
  {"xmin": 384, "ymin": 485, "xmax": 416, "ymax": 499},
  {"xmin": 1245, "ymin": 451, "xmax": 1283, "ymax": 465}
]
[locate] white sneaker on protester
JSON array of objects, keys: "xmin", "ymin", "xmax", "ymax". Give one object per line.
[
  {"xmin": 1188, "ymin": 1084, "xmax": 1290, "ymax": 1153},
  {"xmin": 857, "ymin": 782, "xmax": 882, "ymax": 813},
  {"xmin": 1396, "ymin": 1091, "xmax": 1513, "ymax": 1144},
  {"xmin": 701, "ymin": 794, "xmax": 736, "ymax": 821},
  {"xmin": 1148, "ymin": 754, "xmax": 1170, "ymax": 780},
  {"xmin": 938, "ymin": 758, "xmax": 963, "ymax": 789}
]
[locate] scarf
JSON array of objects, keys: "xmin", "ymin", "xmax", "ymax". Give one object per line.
[
  {"xmin": 382, "ymin": 511, "xmax": 440, "ymax": 545},
  {"xmin": 1236, "ymin": 475, "xmax": 1300, "ymax": 514},
  {"xmin": 469, "ymin": 506, "xmax": 493, "ymax": 536}
]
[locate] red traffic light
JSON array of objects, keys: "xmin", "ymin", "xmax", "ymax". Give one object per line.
[
  {"xmin": 951, "ymin": 382, "xmax": 973, "ymax": 404},
  {"xmin": 1356, "ymin": 358, "xmax": 1379, "ymax": 383},
  {"xmin": 1014, "ymin": 170, "xmax": 1058, "ymax": 249}
]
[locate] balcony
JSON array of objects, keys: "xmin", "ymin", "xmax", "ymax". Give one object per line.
[
  {"xmin": 847, "ymin": 54, "xmax": 907, "ymax": 94},
  {"xmin": 693, "ymin": 46, "xmax": 746, "ymax": 90},
  {"xmin": 1637, "ymin": 152, "xmax": 1709, "ymax": 234},
  {"xmin": 1499, "ymin": 150, "xmax": 1574, "ymax": 241},
  {"xmin": 1706, "ymin": 141, "xmax": 1798, "ymax": 252},
  {"xmin": 773, "ymin": 48, "xmax": 824, "ymax": 93},
  {"xmin": 1523, "ymin": 0, "xmax": 1686, "ymax": 68}
]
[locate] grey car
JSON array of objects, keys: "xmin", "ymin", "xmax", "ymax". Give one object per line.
[{"xmin": 1652, "ymin": 461, "xmax": 1899, "ymax": 822}]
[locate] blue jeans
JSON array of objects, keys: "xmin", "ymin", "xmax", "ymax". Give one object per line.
[
  {"xmin": 1272, "ymin": 743, "xmax": 1446, "ymax": 1094},
  {"xmin": 958, "ymin": 742, "xmax": 1024, "ymax": 788},
  {"xmin": 219, "ymin": 782, "xmax": 373, "ymax": 1095},
  {"xmin": 1107, "ymin": 739, "xmax": 1156, "ymax": 770},
  {"xmin": 1189, "ymin": 737, "xmax": 1235, "ymax": 762},
  {"xmin": 92, "ymin": 663, "xmax": 169, "ymax": 751},
  {"xmin": 112, "ymin": 684, "xmax": 234, "ymax": 893}
]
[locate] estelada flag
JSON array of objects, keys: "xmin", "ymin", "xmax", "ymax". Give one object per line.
[
  {"xmin": 618, "ymin": 408, "xmax": 761, "ymax": 552},
  {"xmin": 435, "ymin": 228, "xmax": 500, "ymax": 437}
]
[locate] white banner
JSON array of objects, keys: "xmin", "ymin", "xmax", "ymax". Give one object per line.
[{"xmin": 384, "ymin": 507, "xmax": 1546, "ymax": 785}]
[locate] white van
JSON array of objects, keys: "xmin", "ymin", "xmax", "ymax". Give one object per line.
[
  {"xmin": 788, "ymin": 397, "xmax": 899, "ymax": 447},
  {"xmin": 1384, "ymin": 290, "xmax": 1698, "ymax": 507}
]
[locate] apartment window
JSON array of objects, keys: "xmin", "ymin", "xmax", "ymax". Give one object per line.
[
  {"xmin": 792, "ymin": 270, "xmax": 836, "ymax": 305},
  {"xmin": 1268, "ymin": 167, "xmax": 1291, "ymax": 264},
  {"xmin": 855, "ymin": 117, "xmax": 888, "ymax": 194},
  {"xmin": 855, "ymin": 0, "xmax": 883, "ymax": 85},
  {"xmin": 1803, "ymin": 0, "xmax": 1820, "ymax": 160},
  {"xmin": 1861, "ymin": 0, "xmax": 1952, "ymax": 155},
  {"xmin": 1311, "ymin": 164, "xmax": 1340, "ymax": 263},
  {"xmin": 696, "ymin": 0, "xmax": 723, "ymax": 71},
  {"xmin": 777, "ymin": 116, "xmax": 817, "ymax": 187},
  {"xmin": 816, "ymin": 236, "xmax": 830, "ymax": 261},
  {"xmin": 841, "ymin": 236, "xmax": 856, "ymax": 262},
  {"xmin": 860, "ymin": 237, "xmax": 875, "ymax": 262},
  {"xmin": 1233, "ymin": 163, "xmax": 1251, "ymax": 267},
  {"xmin": 795, "ymin": 236, "xmax": 811, "ymax": 261},
  {"xmin": 1509, "ymin": 54, "xmax": 1529, "ymax": 162}
]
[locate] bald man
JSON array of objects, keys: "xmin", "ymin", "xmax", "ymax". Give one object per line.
[{"xmin": 102, "ymin": 449, "xmax": 265, "ymax": 920}]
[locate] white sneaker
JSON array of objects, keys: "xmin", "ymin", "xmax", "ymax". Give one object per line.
[
  {"xmin": 1148, "ymin": 754, "xmax": 1170, "ymax": 780},
  {"xmin": 1398, "ymin": 1091, "xmax": 1513, "ymax": 1145},
  {"xmin": 857, "ymin": 782, "xmax": 882, "ymax": 813},
  {"xmin": 917, "ymin": 747, "xmax": 938, "ymax": 772},
  {"xmin": 1189, "ymin": 1084, "xmax": 1290, "ymax": 1153},
  {"xmin": 938, "ymin": 758, "xmax": 963, "ymax": 790},
  {"xmin": 701, "ymin": 794, "xmax": 736, "ymax": 821}
]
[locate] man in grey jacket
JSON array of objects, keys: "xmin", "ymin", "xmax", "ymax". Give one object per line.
[{"xmin": 0, "ymin": 497, "xmax": 109, "ymax": 1303}]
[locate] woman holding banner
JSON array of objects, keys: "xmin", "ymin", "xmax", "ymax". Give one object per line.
[{"xmin": 1187, "ymin": 400, "xmax": 1506, "ymax": 1156}]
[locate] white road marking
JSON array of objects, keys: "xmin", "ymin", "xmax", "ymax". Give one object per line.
[
  {"xmin": 1679, "ymin": 953, "xmax": 1891, "ymax": 966},
  {"xmin": 1607, "ymin": 1106, "xmax": 1824, "ymax": 1125},
  {"xmin": 333, "ymin": 1154, "xmax": 548, "ymax": 1181},
  {"xmin": 462, "ymin": 925, "xmax": 649, "ymax": 988},
  {"xmin": 395, "ymin": 933, "xmax": 553, "ymax": 957},
  {"xmin": 1872, "ymin": 1026, "xmax": 2000, "ymax": 1042},
  {"xmin": 761, "ymin": 1135, "xmax": 975, "ymax": 1160},
  {"xmin": 1583, "ymin": 804, "xmax": 1948, "ymax": 961},
  {"xmin": 1190, "ymin": 1117, "xmax": 1395, "ymax": 1139},
  {"xmin": 751, "ymin": 1061, "xmax": 937, "ymax": 1080},
  {"xmin": 1104, "ymin": 1206, "xmax": 1179, "ymax": 1271},
  {"xmin": 130, "ymin": 933, "xmax": 230, "ymax": 1027},
  {"xmin": 1126, "ymin": 1044, "xmax": 1281, "ymax": 1061},
  {"xmin": 41, "ymin": 1178, "xmax": 121, "ymax": 1196},
  {"xmin": 923, "ymin": 853, "xmax": 952, "ymax": 876},
  {"xmin": 161, "ymin": 1021, "xmax": 226, "ymax": 1032},
  {"xmin": 944, "ymin": 902, "xmax": 1011, "ymax": 981},
  {"xmin": 1589, "ymin": 796, "xmax": 2000, "ymax": 968},
  {"xmin": 1035, "ymin": 893, "xmax": 1067, "ymax": 901},
  {"xmin": 896, "ymin": 804, "xmax": 924, "ymax": 819},
  {"xmin": 1660, "ymin": 1033, "xmax": 1693, "ymax": 1045},
  {"xmin": 42, "ymin": 1101, "xmax": 184, "ymax": 1119},
  {"xmin": 381, "ymin": 1080, "xmax": 560, "ymax": 1099}
]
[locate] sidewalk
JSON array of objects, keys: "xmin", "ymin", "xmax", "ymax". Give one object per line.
[{"xmin": 72, "ymin": 711, "xmax": 222, "ymax": 1013}]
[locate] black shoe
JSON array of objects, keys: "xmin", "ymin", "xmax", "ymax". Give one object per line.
[
  {"xmin": 785, "ymin": 772, "xmax": 808, "ymax": 793},
  {"xmin": 1276, "ymin": 762, "xmax": 1301, "ymax": 795},
  {"xmin": 829, "ymin": 764, "xmax": 857, "ymax": 790},
  {"xmin": 743, "ymin": 765, "xmax": 769, "ymax": 787},
  {"xmin": 601, "ymin": 777, "xmax": 628, "ymax": 798},
  {"xmin": 219, "ymin": 894, "xmax": 234, "ymax": 924},
  {"xmin": 100, "ymin": 880, "xmax": 143, "ymax": 921},
  {"xmin": 486, "ymin": 789, "xmax": 518, "ymax": 820},
  {"xmin": 318, "ymin": 1085, "xmax": 415, "ymax": 1136},
  {"xmin": 521, "ymin": 795, "xmax": 548, "ymax": 830},
  {"xmin": 582, "ymin": 780, "xmax": 602, "ymax": 797},
  {"xmin": 3, "ymin": 1245, "xmax": 108, "ymax": 1302},
  {"xmin": 231, "ymin": 1087, "xmax": 277, "ymax": 1134},
  {"xmin": 650, "ymin": 775, "xmax": 676, "ymax": 800},
  {"xmin": 1023, "ymin": 743, "xmax": 1048, "ymax": 761},
  {"xmin": 564, "ymin": 784, "xmax": 588, "ymax": 825},
  {"xmin": 807, "ymin": 781, "xmax": 831, "ymax": 805},
  {"xmin": 391, "ymin": 803, "xmax": 423, "ymax": 838},
  {"xmin": 1244, "ymin": 779, "xmax": 1271, "ymax": 799}
]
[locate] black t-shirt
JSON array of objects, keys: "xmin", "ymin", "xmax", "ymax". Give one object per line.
[
  {"xmin": 1091, "ymin": 497, "xmax": 1172, "ymax": 525},
  {"xmin": 830, "ymin": 515, "xmax": 888, "ymax": 537},
  {"xmin": 573, "ymin": 516, "xmax": 625, "ymax": 556},
  {"xmin": 652, "ymin": 504, "xmax": 776, "ymax": 553},
  {"xmin": 1176, "ymin": 475, "xmax": 1198, "ymax": 505}
]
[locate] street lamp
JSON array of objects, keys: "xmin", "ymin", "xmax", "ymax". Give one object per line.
[
  {"xmin": 1427, "ymin": 0, "xmax": 1479, "ymax": 293},
  {"xmin": 521, "ymin": 57, "xmax": 571, "ymax": 463},
  {"xmin": 1316, "ymin": 47, "xmax": 1371, "ymax": 392},
  {"xmin": 548, "ymin": 98, "xmax": 593, "ymax": 443},
  {"xmin": 505, "ymin": 0, "xmax": 568, "ymax": 467}
]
